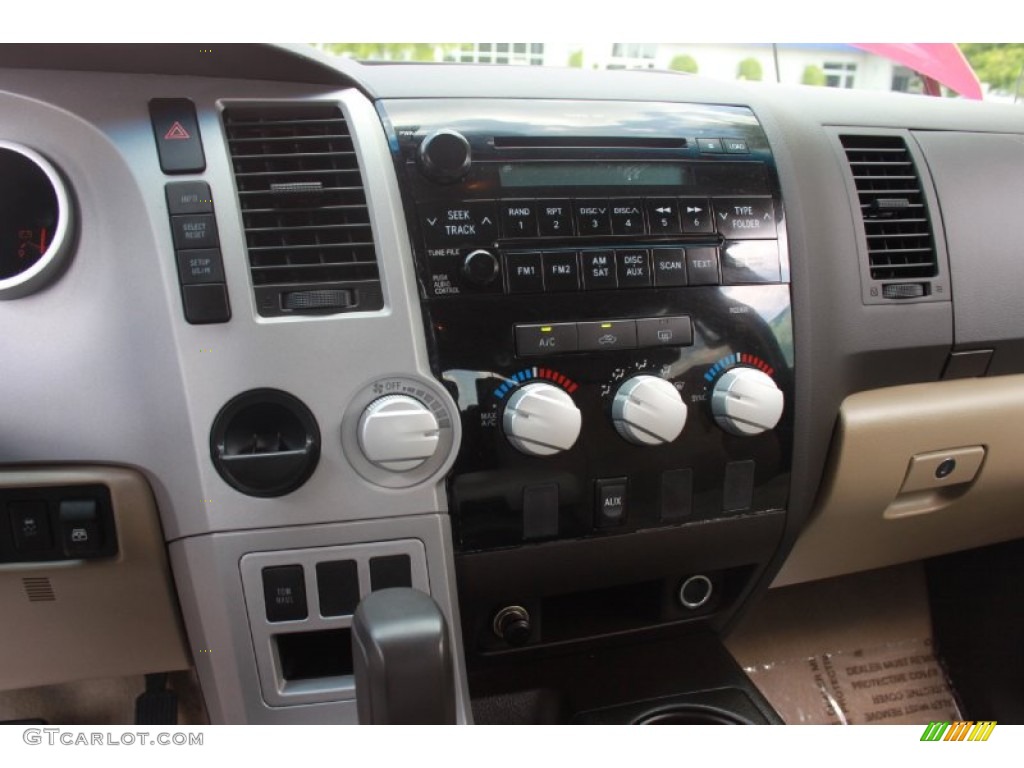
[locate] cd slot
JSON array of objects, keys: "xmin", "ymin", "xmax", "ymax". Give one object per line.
[{"xmin": 493, "ymin": 136, "xmax": 688, "ymax": 150}]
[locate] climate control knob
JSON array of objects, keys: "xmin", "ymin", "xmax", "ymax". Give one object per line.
[
  {"xmin": 503, "ymin": 383, "xmax": 581, "ymax": 457},
  {"xmin": 711, "ymin": 368, "xmax": 784, "ymax": 436},
  {"xmin": 612, "ymin": 375, "xmax": 688, "ymax": 446},
  {"xmin": 417, "ymin": 129, "xmax": 472, "ymax": 183},
  {"xmin": 358, "ymin": 395, "xmax": 440, "ymax": 472}
]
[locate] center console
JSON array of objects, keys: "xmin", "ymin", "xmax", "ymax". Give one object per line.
[{"xmin": 379, "ymin": 99, "xmax": 794, "ymax": 663}]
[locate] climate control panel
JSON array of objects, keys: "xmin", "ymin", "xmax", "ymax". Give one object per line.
[{"xmin": 382, "ymin": 98, "xmax": 793, "ymax": 553}]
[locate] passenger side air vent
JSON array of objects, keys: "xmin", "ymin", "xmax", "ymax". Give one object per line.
[
  {"xmin": 840, "ymin": 134, "xmax": 941, "ymax": 301},
  {"xmin": 223, "ymin": 104, "xmax": 383, "ymax": 317}
]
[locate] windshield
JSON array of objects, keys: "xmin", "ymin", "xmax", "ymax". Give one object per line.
[{"xmin": 311, "ymin": 43, "xmax": 1024, "ymax": 103}]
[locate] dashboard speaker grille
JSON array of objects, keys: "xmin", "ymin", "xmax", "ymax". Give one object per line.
[
  {"xmin": 840, "ymin": 134, "xmax": 938, "ymax": 282},
  {"xmin": 223, "ymin": 104, "xmax": 383, "ymax": 316}
]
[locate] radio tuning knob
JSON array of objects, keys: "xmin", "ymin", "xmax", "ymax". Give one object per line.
[
  {"xmin": 711, "ymin": 368, "xmax": 784, "ymax": 436},
  {"xmin": 417, "ymin": 129, "xmax": 472, "ymax": 183},
  {"xmin": 503, "ymin": 383, "xmax": 582, "ymax": 457},
  {"xmin": 462, "ymin": 249, "xmax": 500, "ymax": 286},
  {"xmin": 358, "ymin": 395, "xmax": 441, "ymax": 472},
  {"xmin": 612, "ymin": 375, "xmax": 688, "ymax": 446}
]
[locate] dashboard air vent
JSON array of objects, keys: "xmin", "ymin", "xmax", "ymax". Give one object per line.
[
  {"xmin": 223, "ymin": 104, "xmax": 383, "ymax": 316},
  {"xmin": 840, "ymin": 134, "xmax": 938, "ymax": 283}
]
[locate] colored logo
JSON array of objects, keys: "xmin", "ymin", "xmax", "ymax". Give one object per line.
[{"xmin": 920, "ymin": 721, "xmax": 996, "ymax": 741}]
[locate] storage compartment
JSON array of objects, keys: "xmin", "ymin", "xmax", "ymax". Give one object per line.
[
  {"xmin": 776, "ymin": 375, "xmax": 1024, "ymax": 585},
  {"xmin": 275, "ymin": 629, "xmax": 353, "ymax": 682}
]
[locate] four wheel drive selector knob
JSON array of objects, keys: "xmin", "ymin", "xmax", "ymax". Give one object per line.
[
  {"xmin": 503, "ymin": 383, "xmax": 582, "ymax": 457},
  {"xmin": 711, "ymin": 367, "xmax": 784, "ymax": 436},
  {"xmin": 612, "ymin": 375, "xmax": 688, "ymax": 446},
  {"xmin": 358, "ymin": 395, "xmax": 441, "ymax": 472}
]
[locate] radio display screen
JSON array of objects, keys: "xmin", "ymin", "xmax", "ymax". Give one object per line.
[{"xmin": 499, "ymin": 162, "xmax": 692, "ymax": 188}]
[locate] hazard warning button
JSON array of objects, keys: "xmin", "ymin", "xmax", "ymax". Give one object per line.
[{"xmin": 149, "ymin": 98, "xmax": 206, "ymax": 174}]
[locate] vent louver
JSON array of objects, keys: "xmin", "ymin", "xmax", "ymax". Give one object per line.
[
  {"xmin": 224, "ymin": 104, "xmax": 383, "ymax": 316},
  {"xmin": 840, "ymin": 134, "xmax": 938, "ymax": 282}
]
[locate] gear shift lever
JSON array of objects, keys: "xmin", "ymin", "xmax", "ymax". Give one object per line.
[{"xmin": 351, "ymin": 587, "xmax": 457, "ymax": 724}]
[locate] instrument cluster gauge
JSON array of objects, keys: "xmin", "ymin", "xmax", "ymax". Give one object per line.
[{"xmin": 0, "ymin": 141, "xmax": 75, "ymax": 300}]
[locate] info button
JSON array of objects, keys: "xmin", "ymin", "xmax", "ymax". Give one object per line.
[{"xmin": 516, "ymin": 323, "xmax": 578, "ymax": 357}]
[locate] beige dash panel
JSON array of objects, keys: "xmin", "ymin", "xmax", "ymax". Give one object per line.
[
  {"xmin": 0, "ymin": 466, "xmax": 189, "ymax": 690},
  {"xmin": 775, "ymin": 375, "xmax": 1024, "ymax": 586}
]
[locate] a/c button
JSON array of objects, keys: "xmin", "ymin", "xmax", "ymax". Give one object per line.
[{"xmin": 516, "ymin": 323, "xmax": 578, "ymax": 357}]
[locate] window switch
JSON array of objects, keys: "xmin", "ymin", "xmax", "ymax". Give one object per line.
[
  {"xmin": 59, "ymin": 499, "xmax": 102, "ymax": 557},
  {"xmin": 9, "ymin": 501, "xmax": 54, "ymax": 554}
]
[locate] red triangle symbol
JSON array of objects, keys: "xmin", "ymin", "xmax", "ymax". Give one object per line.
[{"xmin": 164, "ymin": 121, "xmax": 191, "ymax": 140}]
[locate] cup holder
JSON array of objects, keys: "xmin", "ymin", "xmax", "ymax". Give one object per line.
[
  {"xmin": 634, "ymin": 704, "xmax": 751, "ymax": 725},
  {"xmin": 210, "ymin": 388, "xmax": 321, "ymax": 497}
]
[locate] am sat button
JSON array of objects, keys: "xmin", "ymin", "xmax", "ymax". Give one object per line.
[
  {"xmin": 582, "ymin": 251, "xmax": 617, "ymax": 290},
  {"xmin": 516, "ymin": 323, "xmax": 578, "ymax": 357},
  {"xmin": 577, "ymin": 320, "xmax": 637, "ymax": 352}
]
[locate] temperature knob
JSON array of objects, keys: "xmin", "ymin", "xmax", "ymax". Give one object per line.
[
  {"xmin": 503, "ymin": 383, "xmax": 581, "ymax": 457},
  {"xmin": 417, "ymin": 129, "xmax": 472, "ymax": 183},
  {"xmin": 711, "ymin": 368, "xmax": 784, "ymax": 436},
  {"xmin": 612, "ymin": 375, "xmax": 688, "ymax": 446},
  {"xmin": 358, "ymin": 395, "xmax": 440, "ymax": 472}
]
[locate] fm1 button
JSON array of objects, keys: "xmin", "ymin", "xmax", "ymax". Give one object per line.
[
  {"xmin": 516, "ymin": 323, "xmax": 578, "ymax": 357},
  {"xmin": 595, "ymin": 478, "xmax": 627, "ymax": 528},
  {"xmin": 505, "ymin": 252, "xmax": 544, "ymax": 293}
]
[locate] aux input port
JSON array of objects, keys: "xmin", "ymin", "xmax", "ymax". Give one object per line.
[{"xmin": 678, "ymin": 575, "xmax": 714, "ymax": 610}]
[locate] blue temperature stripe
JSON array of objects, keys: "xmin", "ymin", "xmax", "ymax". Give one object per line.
[{"xmin": 704, "ymin": 371, "xmax": 714, "ymax": 382}]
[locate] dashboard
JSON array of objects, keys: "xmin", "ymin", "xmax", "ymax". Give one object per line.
[{"xmin": 1, "ymin": 43, "xmax": 1023, "ymax": 725}]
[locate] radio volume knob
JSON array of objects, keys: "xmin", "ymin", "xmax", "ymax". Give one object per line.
[
  {"xmin": 503, "ymin": 383, "xmax": 582, "ymax": 457},
  {"xmin": 612, "ymin": 375, "xmax": 688, "ymax": 446},
  {"xmin": 358, "ymin": 395, "xmax": 441, "ymax": 472},
  {"xmin": 711, "ymin": 368, "xmax": 784, "ymax": 436},
  {"xmin": 417, "ymin": 129, "xmax": 472, "ymax": 183}
]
